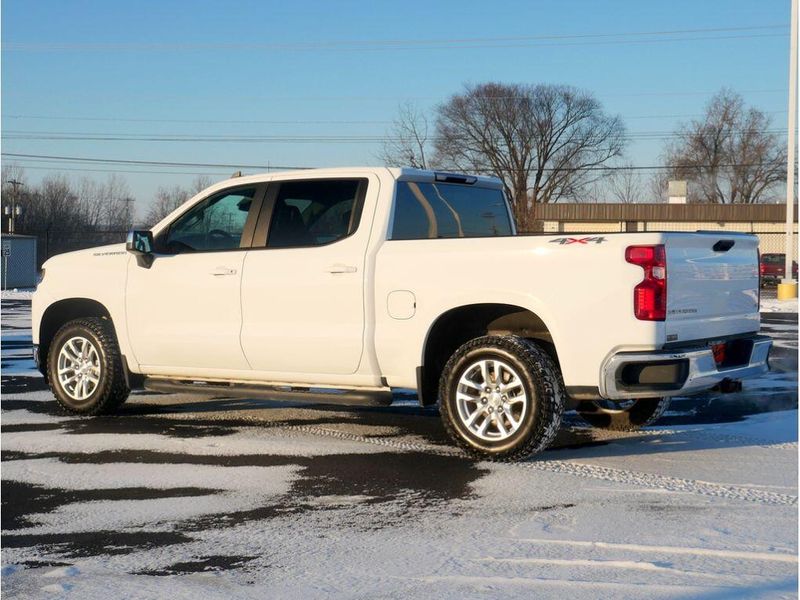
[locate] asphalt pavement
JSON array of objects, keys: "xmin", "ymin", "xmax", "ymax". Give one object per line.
[{"xmin": 1, "ymin": 298, "xmax": 797, "ymax": 598}]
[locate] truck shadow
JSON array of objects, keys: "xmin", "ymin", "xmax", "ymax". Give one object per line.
[{"xmin": 3, "ymin": 376, "xmax": 796, "ymax": 459}]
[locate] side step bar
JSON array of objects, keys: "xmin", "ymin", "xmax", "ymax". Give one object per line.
[{"xmin": 142, "ymin": 377, "xmax": 394, "ymax": 407}]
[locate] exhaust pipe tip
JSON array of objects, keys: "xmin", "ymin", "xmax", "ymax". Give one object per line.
[{"xmin": 713, "ymin": 378, "xmax": 743, "ymax": 394}]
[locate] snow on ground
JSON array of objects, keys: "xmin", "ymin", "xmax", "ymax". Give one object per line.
[
  {"xmin": 761, "ymin": 297, "xmax": 800, "ymax": 313},
  {"xmin": 0, "ymin": 289, "xmax": 35, "ymax": 301},
  {"xmin": 1, "ymin": 299, "xmax": 798, "ymax": 599}
]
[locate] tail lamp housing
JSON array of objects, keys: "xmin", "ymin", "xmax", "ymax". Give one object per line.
[{"xmin": 626, "ymin": 245, "xmax": 667, "ymax": 321}]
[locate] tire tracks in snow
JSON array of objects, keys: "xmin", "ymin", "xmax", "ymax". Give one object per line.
[{"xmin": 277, "ymin": 424, "xmax": 798, "ymax": 507}]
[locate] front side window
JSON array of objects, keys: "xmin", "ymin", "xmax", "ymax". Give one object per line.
[
  {"xmin": 163, "ymin": 188, "xmax": 255, "ymax": 253},
  {"xmin": 391, "ymin": 182, "xmax": 512, "ymax": 240},
  {"xmin": 267, "ymin": 179, "xmax": 363, "ymax": 248}
]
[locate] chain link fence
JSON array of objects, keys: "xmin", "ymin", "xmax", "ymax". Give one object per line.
[
  {"xmin": 535, "ymin": 218, "xmax": 797, "ymax": 261},
  {"xmin": 24, "ymin": 230, "xmax": 128, "ymax": 268},
  {"xmin": 641, "ymin": 223, "xmax": 797, "ymax": 260}
]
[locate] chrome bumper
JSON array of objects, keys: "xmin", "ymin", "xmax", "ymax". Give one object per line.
[{"xmin": 601, "ymin": 335, "xmax": 772, "ymax": 400}]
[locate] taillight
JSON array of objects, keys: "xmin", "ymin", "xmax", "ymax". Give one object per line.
[
  {"xmin": 626, "ymin": 245, "xmax": 667, "ymax": 321},
  {"xmin": 712, "ymin": 342, "xmax": 727, "ymax": 365}
]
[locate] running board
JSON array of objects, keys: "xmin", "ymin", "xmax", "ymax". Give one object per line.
[{"xmin": 142, "ymin": 377, "xmax": 394, "ymax": 407}]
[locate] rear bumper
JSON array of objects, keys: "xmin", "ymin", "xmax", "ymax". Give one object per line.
[{"xmin": 601, "ymin": 335, "xmax": 772, "ymax": 400}]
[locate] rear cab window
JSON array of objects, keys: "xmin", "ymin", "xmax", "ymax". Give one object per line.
[{"xmin": 390, "ymin": 181, "xmax": 512, "ymax": 240}]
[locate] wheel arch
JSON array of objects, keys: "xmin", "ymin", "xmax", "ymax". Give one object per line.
[
  {"xmin": 38, "ymin": 298, "xmax": 115, "ymax": 379},
  {"xmin": 418, "ymin": 303, "xmax": 560, "ymax": 406}
]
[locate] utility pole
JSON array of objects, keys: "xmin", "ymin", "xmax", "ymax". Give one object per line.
[
  {"xmin": 121, "ymin": 197, "xmax": 135, "ymax": 230},
  {"xmin": 779, "ymin": 0, "xmax": 799, "ymax": 300},
  {"xmin": 5, "ymin": 179, "xmax": 24, "ymax": 234}
]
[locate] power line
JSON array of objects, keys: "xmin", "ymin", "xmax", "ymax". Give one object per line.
[
  {"xmin": 3, "ymin": 164, "xmax": 233, "ymax": 176},
  {"xmin": 2, "ymin": 152, "xmax": 306, "ymax": 171},
  {"xmin": 3, "ymin": 115, "xmax": 394, "ymax": 125},
  {"xmin": 2, "ymin": 152, "xmax": 784, "ymax": 173},
  {"xmin": 1, "ymin": 129, "xmax": 789, "ymax": 144},
  {"xmin": 2, "ymin": 88, "xmax": 786, "ymax": 103},
  {"xmin": 2, "ymin": 25, "xmax": 788, "ymax": 53},
  {"xmin": 2, "ymin": 111, "xmax": 788, "ymax": 125}
]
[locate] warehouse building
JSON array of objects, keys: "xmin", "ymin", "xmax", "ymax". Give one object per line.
[{"xmin": 531, "ymin": 203, "xmax": 798, "ymax": 259}]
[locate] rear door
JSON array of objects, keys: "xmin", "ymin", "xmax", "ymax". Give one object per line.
[
  {"xmin": 239, "ymin": 176, "xmax": 376, "ymax": 375},
  {"xmin": 665, "ymin": 232, "xmax": 760, "ymax": 344}
]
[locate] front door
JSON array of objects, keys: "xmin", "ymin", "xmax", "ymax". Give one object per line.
[{"xmin": 126, "ymin": 185, "xmax": 263, "ymax": 372}]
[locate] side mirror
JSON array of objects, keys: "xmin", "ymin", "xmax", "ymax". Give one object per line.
[
  {"xmin": 126, "ymin": 230, "xmax": 153, "ymax": 255},
  {"xmin": 126, "ymin": 230, "xmax": 155, "ymax": 267}
]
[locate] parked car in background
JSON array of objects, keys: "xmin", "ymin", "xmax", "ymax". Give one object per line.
[{"xmin": 760, "ymin": 253, "xmax": 798, "ymax": 286}]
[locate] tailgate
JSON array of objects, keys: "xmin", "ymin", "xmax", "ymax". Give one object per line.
[{"xmin": 665, "ymin": 232, "xmax": 760, "ymax": 344}]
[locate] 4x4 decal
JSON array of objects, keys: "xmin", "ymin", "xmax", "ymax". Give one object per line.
[{"xmin": 549, "ymin": 236, "xmax": 607, "ymax": 245}]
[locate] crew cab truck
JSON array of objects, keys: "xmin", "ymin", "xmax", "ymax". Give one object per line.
[{"xmin": 32, "ymin": 168, "xmax": 772, "ymax": 460}]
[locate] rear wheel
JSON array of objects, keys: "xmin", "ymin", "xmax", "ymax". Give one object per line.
[
  {"xmin": 576, "ymin": 397, "xmax": 670, "ymax": 431},
  {"xmin": 438, "ymin": 336, "xmax": 564, "ymax": 461},
  {"xmin": 47, "ymin": 317, "xmax": 130, "ymax": 415}
]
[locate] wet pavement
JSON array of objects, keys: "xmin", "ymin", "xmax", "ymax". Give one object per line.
[{"xmin": 1, "ymin": 297, "xmax": 797, "ymax": 596}]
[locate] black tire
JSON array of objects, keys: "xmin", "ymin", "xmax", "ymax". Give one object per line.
[
  {"xmin": 46, "ymin": 317, "xmax": 130, "ymax": 415},
  {"xmin": 438, "ymin": 335, "xmax": 565, "ymax": 461},
  {"xmin": 576, "ymin": 397, "xmax": 670, "ymax": 431}
]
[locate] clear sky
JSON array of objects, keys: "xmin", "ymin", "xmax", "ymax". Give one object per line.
[{"xmin": 1, "ymin": 0, "xmax": 793, "ymax": 216}]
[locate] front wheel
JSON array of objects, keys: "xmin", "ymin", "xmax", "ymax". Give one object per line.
[
  {"xmin": 438, "ymin": 336, "xmax": 565, "ymax": 461},
  {"xmin": 47, "ymin": 317, "xmax": 130, "ymax": 415},
  {"xmin": 576, "ymin": 397, "xmax": 670, "ymax": 431}
]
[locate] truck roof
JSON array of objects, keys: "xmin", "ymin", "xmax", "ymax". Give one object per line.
[{"xmin": 209, "ymin": 166, "xmax": 503, "ymax": 189}]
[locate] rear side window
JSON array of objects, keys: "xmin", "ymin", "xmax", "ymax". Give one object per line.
[
  {"xmin": 267, "ymin": 179, "xmax": 363, "ymax": 248},
  {"xmin": 391, "ymin": 182, "xmax": 512, "ymax": 240}
]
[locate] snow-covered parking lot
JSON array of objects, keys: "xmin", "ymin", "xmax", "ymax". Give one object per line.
[{"xmin": 1, "ymin": 294, "xmax": 798, "ymax": 599}]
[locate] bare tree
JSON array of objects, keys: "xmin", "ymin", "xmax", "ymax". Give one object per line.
[
  {"xmin": 25, "ymin": 175, "xmax": 84, "ymax": 232},
  {"xmin": 77, "ymin": 174, "xmax": 133, "ymax": 230},
  {"xmin": 664, "ymin": 89, "xmax": 786, "ymax": 204},
  {"xmin": 1, "ymin": 164, "xmax": 27, "ymax": 190},
  {"xmin": 432, "ymin": 82, "xmax": 625, "ymax": 229},
  {"xmin": 606, "ymin": 164, "xmax": 644, "ymax": 204},
  {"xmin": 145, "ymin": 185, "xmax": 191, "ymax": 226},
  {"xmin": 190, "ymin": 175, "xmax": 213, "ymax": 195},
  {"xmin": 648, "ymin": 171, "xmax": 669, "ymax": 203},
  {"xmin": 144, "ymin": 175, "xmax": 215, "ymax": 226},
  {"xmin": 378, "ymin": 102, "xmax": 431, "ymax": 169},
  {"xmin": 582, "ymin": 165, "xmax": 643, "ymax": 204}
]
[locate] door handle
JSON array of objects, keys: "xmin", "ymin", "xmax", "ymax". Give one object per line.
[
  {"xmin": 210, "ymin": 266, "xmax": 237, "ymax": 276},
  {"xmin": 326, "ymin": 264, "xmax": 357, "ymax": 274}
]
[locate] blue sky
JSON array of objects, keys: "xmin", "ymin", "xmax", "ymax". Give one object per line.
[{"xmin": 1, "ymin": 0, "xmax": 792, "ymax": 214}]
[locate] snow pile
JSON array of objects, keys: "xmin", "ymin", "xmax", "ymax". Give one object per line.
[
  {"xmin": 2, "ymin": 279, "xmax": 797, "ymax": 599},
  {"xmin": 1, "ymin": 288, "xmax": 35, "ymax": 300},
  {"xmin": 761, "ymin": 297, "xmax": 799, "ymax": 313}
]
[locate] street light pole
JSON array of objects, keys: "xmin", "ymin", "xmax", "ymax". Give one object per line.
[
  {"xmin": 5, "ymin": 179, "xmax": 24, "ymax": 234},
  {"xmin": 780, "ymin": 0, "xmax": 799, "ymax": 300}
]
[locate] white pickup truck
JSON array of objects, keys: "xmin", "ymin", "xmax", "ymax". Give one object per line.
[{"xmin": 32, "ymin": 167, "xmax": 771, "ymax": 460}]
